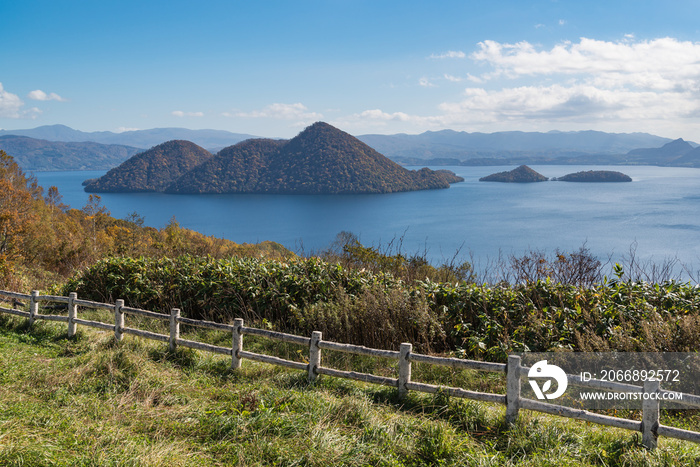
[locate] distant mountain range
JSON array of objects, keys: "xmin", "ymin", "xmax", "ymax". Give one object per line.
[
  {"xmin": 435, "ymin": 137, "xmax": 700, "ymax": 167},
  {"xmin": 0, "ymin": 124, "xmax": 255, "ymax": 150},
  {"xmin": 356, "ymin": 129, "xmax": 682, "ymax": 162},
  {"xmin": 84, "ymin": 122, "xmax": 464, "ymax": 195},
  {"xmin": 1, "ymin": 124, "xmax": 699, "ymax": 171},
  {"xmin": 625, "ymin": 138, "xmax": 700, "ymax": 166},
  {"xmin": 0, "ymin": 135, "xmax": 141, "ymax": 171}
]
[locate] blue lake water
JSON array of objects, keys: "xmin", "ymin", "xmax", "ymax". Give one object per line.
[{"xmin": 34, "ymin": 166, "xmax": 700, "ymax": 270}]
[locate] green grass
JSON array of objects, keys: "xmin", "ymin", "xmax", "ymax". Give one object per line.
[{"xmin": 2, "ymin": 316, "xmax": 700, "ymax": 466}]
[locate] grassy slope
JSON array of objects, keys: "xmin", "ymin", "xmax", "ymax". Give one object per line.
[{"xmin": 2, "ymin": 316, "xmax": 700, "ymax": 466}]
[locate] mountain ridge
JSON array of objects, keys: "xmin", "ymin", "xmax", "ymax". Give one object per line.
[
  {"xmin": 88, "ymin": 122, "xmax": 464, "ymax": 195},
  {"xmin": 625, "ymin": 138, "xmax": 700, "ymax": 166},
  {"xmin": 357, "ymin": 129, "xmax": 683, "ymax": 161},
  {"xmin": 2, "ymin": 124, "xmax": 700, "ymax": 170},
  {"xmin": 0, "ymin": 135, "xmax": 140, "ymax": 171},
  {"xmin": 0, "ymin": 125, "xmax": 256, "ymax": 150}
]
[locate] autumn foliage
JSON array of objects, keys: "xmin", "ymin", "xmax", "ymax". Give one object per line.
[{"xmin": 0, "ymin": 150, "xmax": 289, "ymax": 290}]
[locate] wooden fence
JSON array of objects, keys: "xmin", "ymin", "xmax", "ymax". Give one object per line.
[{"xmin": 2, "ymin": 289, "xmax": 700, "ymax": 450}]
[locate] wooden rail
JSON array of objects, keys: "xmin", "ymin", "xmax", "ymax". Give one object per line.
[{"xmin": 0, "ymin": 289, "xmax": 698, "ymax": 450}]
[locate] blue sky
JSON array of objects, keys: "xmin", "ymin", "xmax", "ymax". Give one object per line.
[{"xmin": 2, "ymin": 0, "xmax": 700, "ymax": 139}]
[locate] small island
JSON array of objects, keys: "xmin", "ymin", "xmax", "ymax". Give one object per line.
[
  {"xmin": 479, "ymin": 165, "xmax": 548, "ymax": 183},
  {"xmin": 553, "ymin": 170, "xmax": 632, "ymax": 182}
]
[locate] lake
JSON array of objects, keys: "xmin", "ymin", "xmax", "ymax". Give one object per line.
[{"xmin": 34, "ymin": 165, "xmax": 700, "ymax": 274}]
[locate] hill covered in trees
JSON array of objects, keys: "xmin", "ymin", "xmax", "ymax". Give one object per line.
[
  {"xmin": 554, "ymin": 170, "xmax": 632, "ymax": 182},
  {"xmin": 166, "ymin": 138, "xmax": 288, "ymax": 193},
  {"xmin": 479, "ymin": 165, "xmax": 548, "ymax": 183},
  {"xmin": 84, "ymin": 140, "xmax": 213, "ymax": 192},
  {"xmin": 86, "ymin": 122, "xmax": 464, "ymax": 195}
]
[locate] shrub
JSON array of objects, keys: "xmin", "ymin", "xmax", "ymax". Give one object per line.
[
  {"xmin": 62, "ymin": 255, "xmax": 700, "ymax": 359},
  {"xmin": 296, "ymin": 285, "xmax": 445, "ymax": 352}
]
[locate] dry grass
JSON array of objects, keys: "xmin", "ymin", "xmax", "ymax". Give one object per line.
[{"xmin": 2, "ymin": 315, "xmax": 700, "ymax": 466}]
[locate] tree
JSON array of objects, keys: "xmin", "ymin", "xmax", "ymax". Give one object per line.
[
  {"xmin": 0, "ymin": 150, "xmax": 37, "ymax": 260},
  {"xmin": 81, "ymin": 194, "xmax": 111, "ymax": 254},
  {"xmin": 45, "ymin": 185, "xmax": 67, "ymax": 213}
]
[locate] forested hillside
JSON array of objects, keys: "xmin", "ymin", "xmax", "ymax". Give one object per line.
[
  {"xmin": 555, "ymin": 170, "xmax": 632, "ymax": 182},
  {"xmin": 167, "ymin": 138, "xmax": 287, "ymax": 193},
  {"xmin": 0, "ymin": 149, "xmax": 289, "ymax": 291},
  {"xmin": 84, "ymin": 140, "xmax": 213, "ymax": 192},
  {"xmin": 479, "ymin": 165, "xmax": 548, "ymax": 183}
]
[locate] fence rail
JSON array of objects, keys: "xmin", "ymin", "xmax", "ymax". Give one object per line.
[{"xmin": 1, "ymin": 289, "xmax": 698, "ymax": 450}]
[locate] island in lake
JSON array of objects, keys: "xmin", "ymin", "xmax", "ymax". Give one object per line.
[
  {"xmin": 479, "ymin": 165, "xmax": 548, "ymax": 183},
  {"xmin": 553, "ymin": 170, "xmax": 632, "ymax": 182},
  {"xmin": 85, "ymin": 122, "xmax": 464, "ymax": 195},
  {"xmin": 479, "ymin": 166, "xmax": 633, "ymax": 184}
]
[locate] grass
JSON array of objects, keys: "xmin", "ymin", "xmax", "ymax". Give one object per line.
[{"xmin": 2, "ymin": 315, "xmax": 700, "ymax": 466}]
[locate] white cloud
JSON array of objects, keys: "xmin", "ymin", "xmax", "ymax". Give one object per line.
[
  {"xmin": 0, "ymin": 83, "xmax": 24, "ymax": 118},
  {"xmin": 470, "ymin": 37, "xmax": 700, "ymax": 92},
  {"xmin": 27, "ymin": 89, "xmax": 67, "ymax": 101},
  {"xmin": 115, "ymin": 127, "xmax": 140, "ymax": 133},
  {"xmin": 444, "ymin": 73, "xmax": 484, "ymax": 84},
  {"xmin": 412, "ymin": 36, "xmax": 700, "ymax": 135},
  {"xmin": 435, "ymin": 83, "xmax": 699, "ymax": 129},
  {"xmin": 334, "ymin": 109, "xmax": 448, "ymax": 133},
  {"xmin": 358, "ymin": 109, "xmax": 413, "ymax": 122},
  {"xmin": 419, "ymin": 77, "xmax": 436, "ymax": 87},
  {"xmin": 172, "ymin": 110, "xmax": 204, "ymax": 117},
  {"xmin": 236, "ymin": 103, "xmax": 322, "ymax": 120},
  {"xmin": 26, "ymin": 107, "xmax": 42, "ymax": 118},
  {"xmin": 325, "ymin": 36, "xmax": 700, "ymax": 138},
  {"xmin": 429, "ymin": 50, "xmax": 466, "ymax": 59},
  {"xmin": 340, "ymin": 82, "xmax": 700, "ymax": 136},
  {"xmin": 0, "ymin": 83, "xmax": 42, "ymax": 119}
]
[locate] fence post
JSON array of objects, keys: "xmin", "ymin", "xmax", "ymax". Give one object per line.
[
  {"xmin": 232, "ymin": 318, "xmax": 243, "ymax": 369},
  {"xmin": 169, "ymin": 308, "xmax": 180, "ymax": 352},
  {"xmin": 642, "ymin": 379, "xmax": 660, "ymax": 450},
  {"xmin": 308, "ymin": 331, "xmax": 322, "ymax": 382},
  {"xmin": 67, "ymin": 292, "xmax": 77, "ymax": 337},
  {"xmin": 398, "ymin": 342, "xmax": 412, "ymax": 400},
  {"xmin": 506, "ymin": 355, "xmax": 521, "ymax": 425},
  {"xmin": 29, "ymin": 290, "xmax": 39, "ymax": 326},
  {"xmin": 114, "ymin": 299, "xmax": 124, "ymax": 342}
]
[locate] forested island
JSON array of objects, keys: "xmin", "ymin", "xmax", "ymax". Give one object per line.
[
  {"xmin": 479, "ymin": 166, "xmax": 633, "ymax": 184},
  {"xmin": 553, "ymin": 170, "xmax": 632, "ymax": 182},
  {"xmin": 479, "ymin": 165, "xmax": 548, "ymax": 183},
  {"xmin": 84, "ymin": 122, "xmax": 463, "ymax": 195}
]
